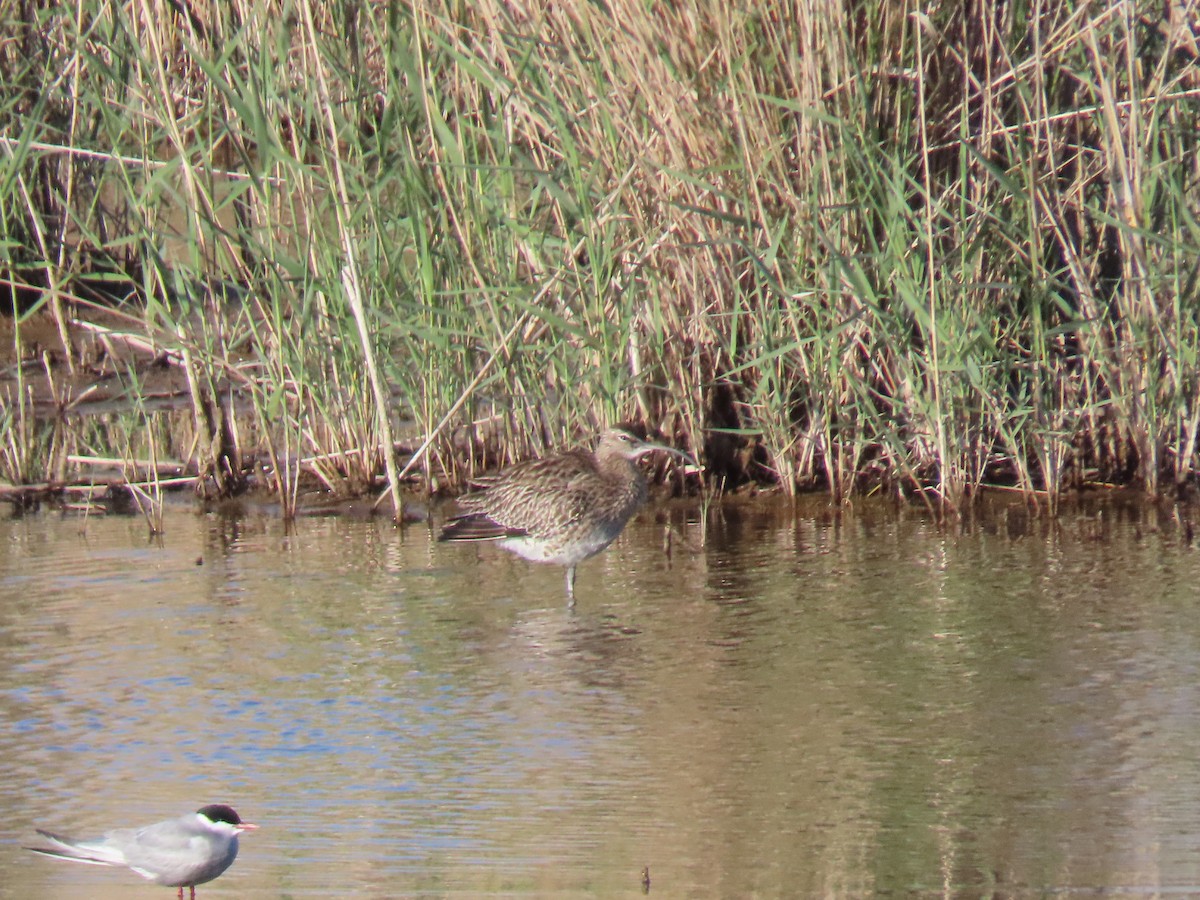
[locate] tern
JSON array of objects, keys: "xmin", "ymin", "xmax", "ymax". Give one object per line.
[{"xmin": 25, "ymin": 803, "xmax": 257, "ymax": 899}]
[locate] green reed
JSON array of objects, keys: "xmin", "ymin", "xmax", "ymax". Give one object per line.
[{"xmin": 0, "ymin": 1, "xmax": 1197, "ymax": 516}]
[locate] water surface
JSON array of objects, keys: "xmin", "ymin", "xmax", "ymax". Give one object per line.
[{"xmin": 2, "ymin": 498, "xmax": 1200, "ymax": 897}]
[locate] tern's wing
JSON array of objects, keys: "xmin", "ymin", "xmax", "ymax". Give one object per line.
[{"xmin": 120, "ymin": 817, "xmax": 236, "ymax": 887}]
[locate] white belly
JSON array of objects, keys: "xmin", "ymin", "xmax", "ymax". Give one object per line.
[{"xmin": 500, "ymin": 529, "xmax": 619, "ymax": 566}]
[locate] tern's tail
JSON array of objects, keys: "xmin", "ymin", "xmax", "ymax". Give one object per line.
[{"xmin": 25, "ymin": 830, "xmax": 121, "ymax": 867}]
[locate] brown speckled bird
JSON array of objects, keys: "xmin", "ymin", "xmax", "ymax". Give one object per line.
[{"xmin": 439, "ymin": 426, "xmax": 693, "ymax": 601}]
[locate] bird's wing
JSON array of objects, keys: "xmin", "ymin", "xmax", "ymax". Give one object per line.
[
  {"xmin": 451, "ymin": 453, "xmax": 590, "ymax": 529},
  {"xmin": 483, "ymin": 459, "xmax": 597, "ymax": 532},
  {"xmin": 132, "ymin": 819, "xmax": 192, "ymax": 848},
  {"xmin": 120, "ymin": 820, "xmax": 224, "ymax": 886}
]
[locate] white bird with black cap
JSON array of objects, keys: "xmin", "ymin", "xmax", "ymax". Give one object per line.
[{"xmin": 25, "ymin": 803, "xmax": 257, "ymax": 899}]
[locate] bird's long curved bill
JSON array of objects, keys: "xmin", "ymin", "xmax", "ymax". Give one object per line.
[{"xmin": 647, "ymin": 442, "xmax": 701, "ymax": 470}]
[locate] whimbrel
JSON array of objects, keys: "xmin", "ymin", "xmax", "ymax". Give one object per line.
[{"xmin": 439, "ymin": 426, "xmax": 692, "ymax": 600}]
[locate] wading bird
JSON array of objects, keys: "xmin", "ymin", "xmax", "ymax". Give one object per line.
[{"xmin": 439, "ymin": 425, "xmax": 694, "ymax": 601}]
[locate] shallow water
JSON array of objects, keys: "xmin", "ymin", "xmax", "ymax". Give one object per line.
[{"xmin": 3, "ymin": 497, "xmax": 1200, "ymax": 898}]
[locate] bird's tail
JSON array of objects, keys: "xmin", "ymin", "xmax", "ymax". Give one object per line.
[
  {"xmin": 24, "ymin": 830, "xmax": 122, "ymax": 867},
  {"xmin": 438, "ymin": 514, "xmax": 525, "ymax": 542}
]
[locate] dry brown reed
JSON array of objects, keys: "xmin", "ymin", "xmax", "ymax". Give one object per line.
[{"xmin": 0, "ymin": 1, "xmax": 1197, "ymax": 517}]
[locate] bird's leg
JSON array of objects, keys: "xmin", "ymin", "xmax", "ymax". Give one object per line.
[
  {"xmin": 565, "ymin": 565, "xmax": 576, "ymax": 606},
  {"xmin": 190, "ymin": 887, "xmax": 196, "ymax": 900},
  {"xmin": 176, "ymin": 889, "xmax": 183, "ymax": 900}
]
